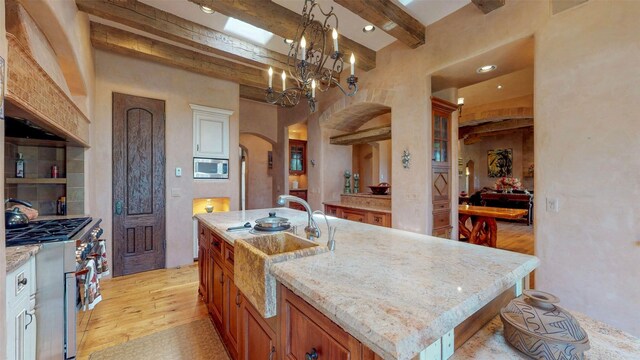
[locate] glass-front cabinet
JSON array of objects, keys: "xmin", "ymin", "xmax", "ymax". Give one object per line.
[
  {"xmin": 433, "ymin": 113, "xmax": 449, "ymax": 163},
  {"xmin": 431, "ymin": 97, "xmax": 457, "ymax": 239},
  {"xmin": 289, "ymin": 140, "xmax": 306, "ymax": 175}
]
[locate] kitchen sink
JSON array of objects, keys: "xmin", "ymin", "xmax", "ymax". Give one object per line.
[
  {"xmin": 234, "ymin": 232, "xmax": 328, "ymax": 318},
  {"xmin": 243, "ymin": 233, "xmax": 319, "ymax": 255}
]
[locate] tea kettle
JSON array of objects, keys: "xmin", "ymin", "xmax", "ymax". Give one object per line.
[{"xmin": 5, "ymin": 198, "xmax": 33, "ymax": 229}]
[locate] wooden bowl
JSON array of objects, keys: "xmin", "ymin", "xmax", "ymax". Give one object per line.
[{"xmin": 368, "ymin": 183, "xmax": 390, "ymax": 195}]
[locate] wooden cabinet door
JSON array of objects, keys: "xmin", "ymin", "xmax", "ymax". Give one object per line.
[
  {"xmin": 224, "ymin": 273, "xmax": 241, "ymax": 359},
  {"xmin": 289, "ymin": 139, "xmax": 307, "ymax": 175},
  {"xmin": 431, "ymin": 97, "xmax": 456, "ymax": 238},
  {"xmin": 280, "ymin": 285, "xmax": 361, "ymax": 360},
  {"xmin": 341, "ymin": 209, "xmax": 366, "ymax": 223},
  {"xmin": 198, "ymin": 244, "xmax": 208, "ymax": 302},
  {"xmin": 240, "ymin": 297, "xmax": 277, "ymax": 360},
  {"xmin": 192, "ymin": 105, "xmax": 231, "ymax": 159},
  {"xmin": 208, "ymin": 256, "xmax": 224, "ymax": 328}
]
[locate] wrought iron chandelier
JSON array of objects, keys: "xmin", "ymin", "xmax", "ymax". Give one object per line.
[{"xmin": 266, "ymin": 0, "xmax": 358, "ymax": 113}]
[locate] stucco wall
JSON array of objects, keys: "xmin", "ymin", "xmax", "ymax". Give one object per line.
[
  {"xmin": 239, "ymin": 133, "xmax": 273, "ymax": 210},
  {"xmin": 534, "ymin": 1, "xmax": 640, "ymax": 335},
  {"xmin": 239, "ymin": 99, "xmax": 277, "ymax": 143},
  {"xmin": 91, "ymin": 50, "xmax": 240, "ymax": 270}
]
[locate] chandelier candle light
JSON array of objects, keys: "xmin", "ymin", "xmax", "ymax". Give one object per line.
[{"xmin": 266, "ymin": 0, "xmax": 359, "ymax": 112}]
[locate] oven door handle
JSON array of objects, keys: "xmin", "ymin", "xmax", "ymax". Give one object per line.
[{"xmin": 64, "ymin": 272, "xmax": 77, "ymax": 360}]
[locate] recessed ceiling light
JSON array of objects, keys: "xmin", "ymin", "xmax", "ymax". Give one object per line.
[
  {"xmin": 200, "ymin": 5, "xmax": 214, "ymax": 14},
  {"xmin": 284, "ymin": 39, "xmax": 294, "ymax": 44},
  {"xmin": 477, "ymin": 65, "xmax": 497, "ymax": 73},
  {"xmin": 497, "ymin": 85, "xmax": 503, "ymax": 89},
  {"xmin": 362, "ymin": 24, "xmax": 376, "ymax": 33}
]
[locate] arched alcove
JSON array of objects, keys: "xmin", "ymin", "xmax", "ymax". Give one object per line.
[{"xmin": 318, "ymin": 88, "xmax": 394, "ymax": 131}]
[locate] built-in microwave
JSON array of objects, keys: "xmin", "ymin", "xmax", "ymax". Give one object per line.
[{"xmin": 194, "ymin": 157, "xmax": 229, "ymax": 179}]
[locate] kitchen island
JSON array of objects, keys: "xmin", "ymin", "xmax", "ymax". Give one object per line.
[{"xmin": 195, "ymin": 208, "xmax": 538, "ymax": 359}]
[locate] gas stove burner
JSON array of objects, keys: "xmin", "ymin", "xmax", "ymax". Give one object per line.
[{"xmin": 6, "ymin": 217, "xmax": 92, "ymax": 246}]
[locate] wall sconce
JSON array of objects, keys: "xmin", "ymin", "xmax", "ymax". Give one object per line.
[
  {"xmin": 457, "ymin": 97, "xmax": 465, "ymax": 117},
  {"xmin": 401, "ymin": 150, "xmax": 411, "ymax": 169},
  {"xmin": 465, "ymin": 166, "xmax": 470, "ymax": 176}
]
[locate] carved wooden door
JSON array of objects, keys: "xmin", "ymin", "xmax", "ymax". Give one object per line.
[
  {"xmin": 112, "ymin": 93, "xmax": 166, "ymax": 276},
  {"xmin": 431, "ymin": 97, "xmax": 457, "ymax": 238}
]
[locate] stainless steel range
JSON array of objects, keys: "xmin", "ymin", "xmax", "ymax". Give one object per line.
[{"xmin": 6, "ymin": 217, "xmax": 104, "ymax": 360}]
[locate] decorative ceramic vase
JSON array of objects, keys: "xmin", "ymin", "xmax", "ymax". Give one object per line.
[
  {"xmin": 500, "ymin": 290, "xmax": 590, "ymax": 360},
  {"xmin": 353, "ymin": 173, "xmax": 360, "ymax": 193},
  {"xmin": 343, "ymin": 170, "xmax": 351, "ymax": 194}
]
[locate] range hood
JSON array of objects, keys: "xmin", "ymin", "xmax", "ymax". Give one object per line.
[{"xmin": 5, "ymin": 116, "xmax": 66, "ymax": 141}]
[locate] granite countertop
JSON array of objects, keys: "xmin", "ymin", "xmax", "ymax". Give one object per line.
[
  {"xmin": 197, "ymin": 208, "xmax": 539, "ymax": 359},
  {"xmin": 195, "ymin": 208, "xmax": 310, "ymax": 245},
  {"xmin": 452, "ymin": 313, "xmax": 640, "ymax": 359},
  {"xmin": 6, "ymin": 245, "xmax": 40, "ymax": 273},
  {"xmin": 323, "ymin": 200, "xmax": 392, "ymax": 214}
]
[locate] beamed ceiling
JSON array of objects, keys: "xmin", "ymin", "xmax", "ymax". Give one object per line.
[{"xmin": 78, "ymin": 0, "xmax": 503, "ymax": 103}]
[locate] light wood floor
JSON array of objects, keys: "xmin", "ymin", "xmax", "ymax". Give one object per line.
[
  {"xmin": 76, "ymin": 264, "xmax": 208, "ymax": 360},
  {"xmin": 495, "ymin": 221, "xmax": 534, "ymax": 255}
]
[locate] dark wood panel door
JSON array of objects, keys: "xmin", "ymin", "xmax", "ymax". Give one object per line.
[{"xmin": 113, "ymin": 93, "xmax": 166, "ymax": 276}]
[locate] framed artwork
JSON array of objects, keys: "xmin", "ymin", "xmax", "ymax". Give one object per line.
[
  {"xmin": 267, "ymin": 151, "xmax": 273, "ymax": 169},
  {"xmin": 0, "ymin": 56, "xmax": 4, "ymax": 120},
  {"xmin": 487, "ymin": 148, "xmax": 513, "ymax": 177}
]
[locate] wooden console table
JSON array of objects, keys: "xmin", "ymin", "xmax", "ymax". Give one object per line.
[{"xmin": 458, "ymin": 205, "xmax": 528, "ymax": 247}]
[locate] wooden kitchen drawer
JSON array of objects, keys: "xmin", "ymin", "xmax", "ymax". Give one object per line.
[
  {"xmin": 433, "ymin": 201, "xmax": 449, "ymax": 211},
  {"xmin": 198, "ymin": 222, "xmax": 209, "ymax": 248},
  {"xmin": 224, "ymin": 244, "xmax": 235, "ymax": 273},
  {"xmin": 280, "ymin": 285, "xmax": 361, "ymax": 360},
  {"xmin": 433, "ymin": 210, "xmax": 451, "ymax": 229},
  {"xmin": 324, "ymin": 205, "xmax": 338, "ymax": 217},
  {"xmin": 289, "ymin": 190, "xmax": 307, "ymax": 200},
  {"xmin": 367, "ymin": 212, "xmax": 390, "ymax": 227},
  {"xmin": 210, "ymin": 231, "xmax": 224, "ymax": 259},
  {"xmin": 341, "ymin": 209, "xmax": 366, "ymax": 223}
]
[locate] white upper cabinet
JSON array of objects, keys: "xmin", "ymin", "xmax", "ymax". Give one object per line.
[{"xmin": 191, "ymin": 104, "xmax": 233, "ymax": 159}]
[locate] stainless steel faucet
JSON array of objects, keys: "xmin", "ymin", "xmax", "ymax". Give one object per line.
[{"xmin": 277, "ymin": 195, "xmax": 321, "ymax": 241}]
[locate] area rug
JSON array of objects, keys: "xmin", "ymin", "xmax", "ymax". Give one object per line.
[{"xmin": 89, "ymin": 319, "xmax": 230, "ymax": 360}]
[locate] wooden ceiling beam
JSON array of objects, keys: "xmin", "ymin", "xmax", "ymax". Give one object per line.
[
  {"xmin": 334, "ymin": 0, "xmax": 424, "ymax": 48},
  {"xmin": 239, "ymin": 85, "xmax": 270, "ymax": 103},
  {"xmin": 77, "ymin": 0, "xmax": 289, "ymax": 72},
  {"xmin": 471, "ymin": 0, "xmax": 506, "ymax": 14},
  {"xmin": 330, "ymin": 124, "xmax": 391, "ymax": 145},
  {"xmin": 91, "ymin": 22, "xmax": 270, "ymax": 91},
  {"xmin": 188, "ymin": 0, "xmax": 376, "ymax": 71},
  {"xmin": 459, "ymin": 118, "xmax": 533, "ymax": 139}
]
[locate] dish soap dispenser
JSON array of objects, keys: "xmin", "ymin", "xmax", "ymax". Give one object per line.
[{"xmin": 16, "ymin": 153, "xmax": 25, "ymax": 178}]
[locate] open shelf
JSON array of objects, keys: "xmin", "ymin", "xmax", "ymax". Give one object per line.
[{"xmin": 6, "ymin": 178, "xmax": 67, "ymax": 185}]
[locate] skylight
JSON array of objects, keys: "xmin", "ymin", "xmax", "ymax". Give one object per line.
[
  {"xmin": 224, "ymin": 18, "xmax": 274, "ymax": 45},
  {"xmin": 398, "ymin": 0, "xmax": 414, "ymax": 5}
]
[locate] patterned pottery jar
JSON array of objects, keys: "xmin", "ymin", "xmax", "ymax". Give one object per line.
[{"xmin": 500, "ymin": 290, "xmax": 590, "ymax": 360}]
